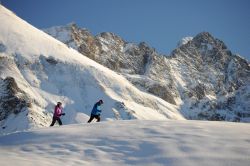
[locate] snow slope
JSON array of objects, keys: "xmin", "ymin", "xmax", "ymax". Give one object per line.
[
  {"xmin": 0, "ymin": 5, "xmax": 184, "ymax": 134},
  {"xmin": 0, "ymin": 120, "xmax": 249, "ymax": 166}
]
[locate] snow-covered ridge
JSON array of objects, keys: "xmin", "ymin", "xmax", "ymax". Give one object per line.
[
  {"xmin": 177, "ymin": 36, "xmax": 193, "ymax": 47},
  {"xmin": 0, "ymin": 5, "xmax": 185, "ymax": 134},
  {"xmin": 43, "ymin": 23, "xmax": 78, "ymax": 49},
  {"xmin": 0, "ymin": 120, "xmax": 250, "ymax": 166}
]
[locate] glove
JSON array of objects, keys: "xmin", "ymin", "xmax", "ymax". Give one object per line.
[{"xmin": 61, "ymin": 113, "xmax": 65, "ymax": 116}]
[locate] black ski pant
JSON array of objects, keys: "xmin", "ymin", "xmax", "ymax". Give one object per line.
[
  {"xmin": 50, "ymin": 117, "xmax": 62, "ymax": 126},
  {"xmin": 87, "ymin": 114, "xmax": 100, "ymax": 123}
]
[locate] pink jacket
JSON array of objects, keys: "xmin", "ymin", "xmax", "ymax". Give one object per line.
[{"xmin": 53, "ymin": 105, "xmax": 62, "ymax": 118}]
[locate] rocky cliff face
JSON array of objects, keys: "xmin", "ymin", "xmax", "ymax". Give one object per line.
[
  {"xmin": 170, "ymin": 32, "xmax": 250, "ymax": 121},
  {"xmin": 0, "ymin": 77, "xmax": 28, "ymax": 121},
  {"xmin": 44, "ymin": 25, "xmax": 178, "ymax": 105},
  {"xmin": 44, "ymin": 24, "xmax": 250, "ymax": 122}
]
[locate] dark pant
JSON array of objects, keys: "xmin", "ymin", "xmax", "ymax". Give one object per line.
[
  {"xmin": 87, "ymin": 114, "xmax": 100, "ymax": 123},
  {"xmin": 50, "ymin": 117, "xmax": 62, "ymax": 126}
]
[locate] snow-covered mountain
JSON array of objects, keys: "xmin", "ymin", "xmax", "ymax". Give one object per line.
[
  {"xmin": 0, "ymin": 5, "xmax": 184, "ymax": 135},
  {"xmin": 44, "ymin": 23, "xmax": 250, "ymax": 122},
  {"xmin": 0, "ymin": 6, "xmax": 250, "ymax": 165},
  {"xmin": 0, "ymin": 4, "xmax": 249, "ymax": 135}
]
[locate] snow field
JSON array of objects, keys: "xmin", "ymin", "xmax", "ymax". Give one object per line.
[{"xmin": 0, "ymin": 120, "xmax": 249, "ymax": 166}]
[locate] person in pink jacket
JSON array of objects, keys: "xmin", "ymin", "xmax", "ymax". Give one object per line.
[{"xmin": 50, "ymin": 102, "xmax": 65, "ymax": 126}]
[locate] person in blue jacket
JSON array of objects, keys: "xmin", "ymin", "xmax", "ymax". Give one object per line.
[{"xmin": 87, "ymin": 100, "xmax": 103, "ymax": 123}]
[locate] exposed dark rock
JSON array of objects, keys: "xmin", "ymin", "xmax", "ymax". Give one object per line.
[
  {"xmin": 147, "ymin": 84, "xmax": 176, "ymax": 105},
  {"xmin": 198, "ymin": 112, "xmax": 225, "ymax": 121},
  {"xmin": 0, "ymin": 77, "xmax": 31, "ymax": 121},
  {"xmin": 192, "ymin": 84, "xmax": 206, "ymax": 100},
  {"xmin": 46, "ymin": 56, "xmax": 58, "ymax": 65},
  {"xmin": 0, "ymin": 43, "xmax": 6, "ymax": 52}
]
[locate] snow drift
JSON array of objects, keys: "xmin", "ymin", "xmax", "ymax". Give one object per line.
[{"xmin": 0, "ymin": 120, "xmax": 249, "ymax": 166}]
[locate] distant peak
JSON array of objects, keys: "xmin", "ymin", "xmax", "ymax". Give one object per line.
[
  {"xmin": 192, "ymin": 32, "xmax": 228, "ymax": 50},
  {"xmin": 139, "ymin": 42, "xmax": 149, "ymax": 47},
  {"xmin": 197, "ymin": 31, "xmax": 213, "ymax": 37},
  {"xmin": 96, "ymin": 32, "xmax": 124, "ymax": 43},
  {"xmin": 193, "ymin": 32, "xmax": 216, "ymax": 43},
  {"xmin": 177, "ymin": 37, "xmax": 193, "ymax": 47},
  {"xmin": 98, "ymin": 32, "xmax": 121, "ymax": 38}
]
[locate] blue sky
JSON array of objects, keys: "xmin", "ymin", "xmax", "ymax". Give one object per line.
[{"xmin": 2, "ymin": 0, "xmax": 250, "ymax": 60}]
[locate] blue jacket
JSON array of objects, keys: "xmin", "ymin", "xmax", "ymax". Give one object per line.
[{"xmin": 91, "ymin": 102, "xmax": 102, "ymax": 115}]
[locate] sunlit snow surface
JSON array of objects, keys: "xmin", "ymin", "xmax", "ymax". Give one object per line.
[{"xmin": 0, "ymin": 120, "xmax": 249, "ymax": 166}]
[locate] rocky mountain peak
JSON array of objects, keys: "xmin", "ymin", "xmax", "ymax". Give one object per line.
[
  {"xmin": 177, "ymin": 37, "xmax": 193, "ymax": 47},
  {"xmin": 97, "ymin": 32, "xmax": 124, "ymax": 44},
  {"xmin": 138, "ymin": 42, "xmax": 149, "ymax": 48},
  {"xmin": 138, "ymin": 42, "xmax": 156, "ymax": 56},
  {"xmin": 192, "ymin": 32, "xmax": 228, "ymax": 51},
  {"xmin": 172, "ymin": 32, "xmax": 231, "ymax": 67},
  {"xmin": 193, "ymin": 32, "xmax": 215, "ymax": 43},
  {"xmin": 71, "ymin": 24, "xmax": 92, "ymax": 38}
]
